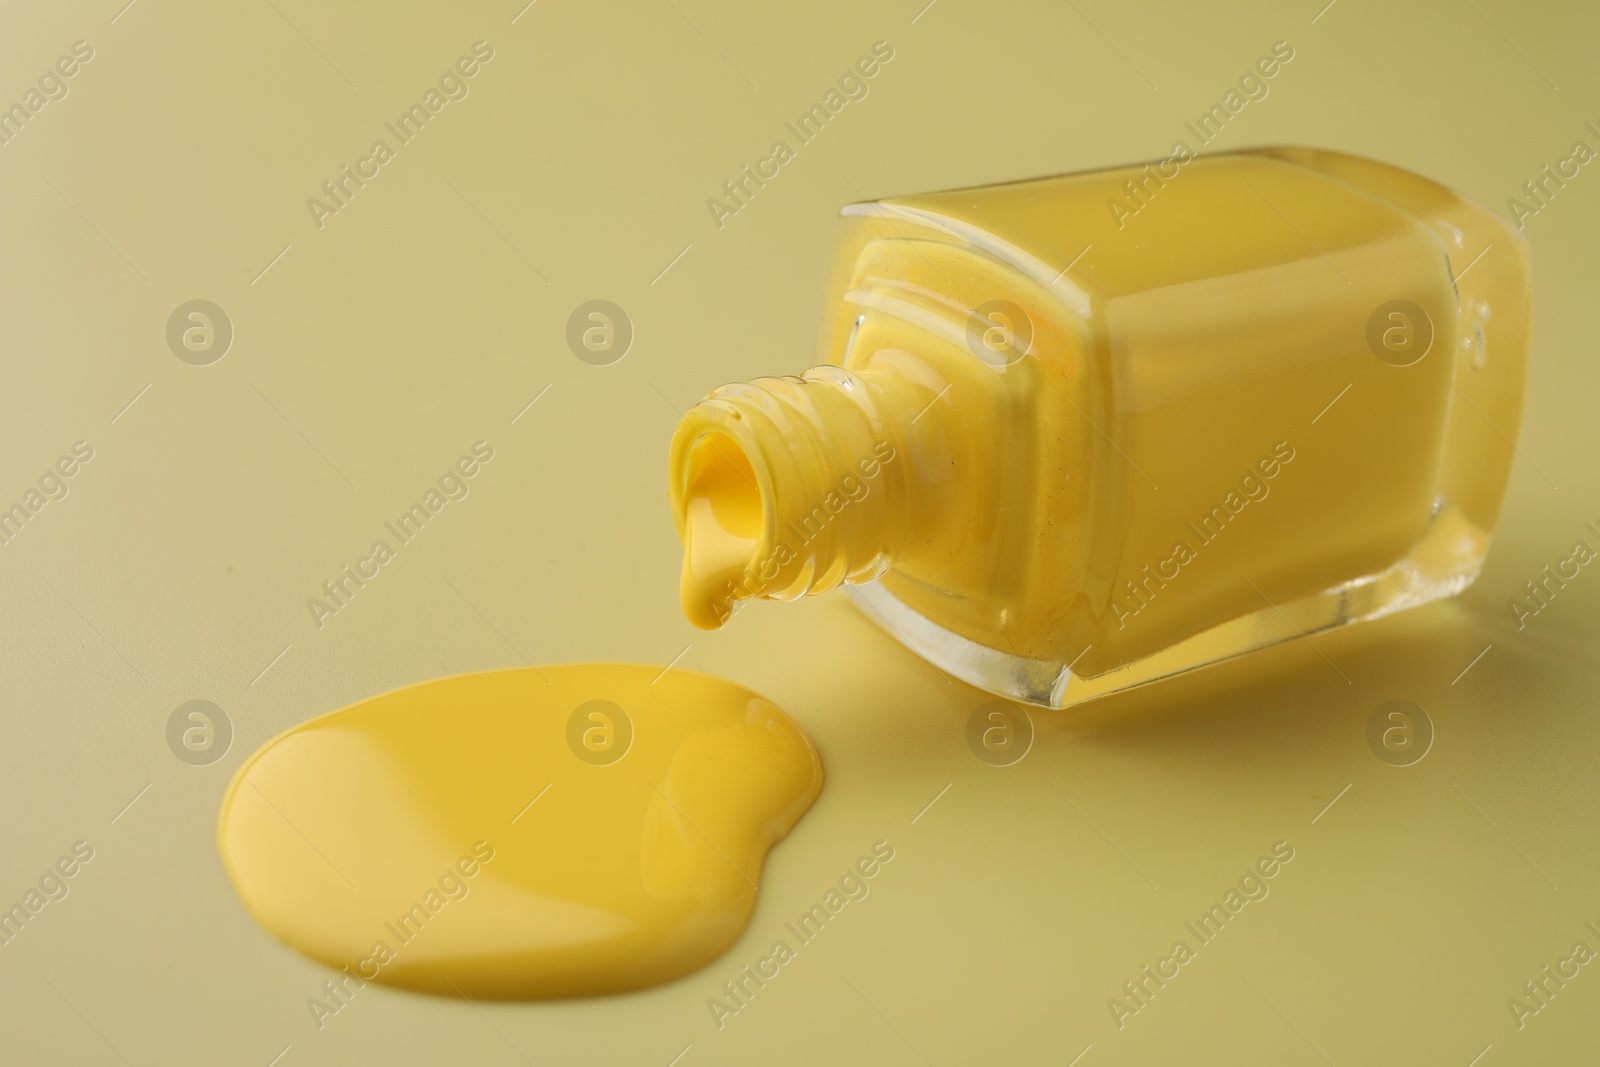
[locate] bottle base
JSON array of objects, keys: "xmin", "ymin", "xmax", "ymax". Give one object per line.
[{"xmin": 848, "ymin": 503, "xmax": 1489, "ymax": 708}]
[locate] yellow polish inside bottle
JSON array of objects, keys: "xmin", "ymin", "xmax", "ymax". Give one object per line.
[
  {"xmin": 669, "ymin": 148, "xmax": 1531, "ymax": 706},
  {"xmin": 217, "ymin": 665, "xmax": 822, "ymax": 998}
]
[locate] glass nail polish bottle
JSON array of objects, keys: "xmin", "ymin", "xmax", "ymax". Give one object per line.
[{"xmin": 668, "ymin": 147, "xmax": 1531, "ymax": 707}]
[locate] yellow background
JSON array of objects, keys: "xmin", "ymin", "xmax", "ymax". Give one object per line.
[{"xmin": 1, "ymin": 0, "xmax": 1597, "ymax": 1063}]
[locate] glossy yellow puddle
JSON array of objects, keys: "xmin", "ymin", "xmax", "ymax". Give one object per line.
[{"xmin": 217, "ymin": 664, "xmax": 822, "ymax": 999}]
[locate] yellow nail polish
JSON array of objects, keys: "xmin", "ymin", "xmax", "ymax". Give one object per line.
[
  {"xmin": 217, "ymin": 665, "xmax": 822, "ymax": 998},
  {"xmin": 670, "ymin": 147, "xmax": 1531, "ymax": 706}
]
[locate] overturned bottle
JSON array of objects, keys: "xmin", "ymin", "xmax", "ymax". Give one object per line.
[{"xmin": 668, "ymin": 148, "xmax": 1531, "ymax": 707}]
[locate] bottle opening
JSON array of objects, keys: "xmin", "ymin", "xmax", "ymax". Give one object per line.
[{"xmin": 678, "ymin": 431, "xmax": 764, "ymax": 630}]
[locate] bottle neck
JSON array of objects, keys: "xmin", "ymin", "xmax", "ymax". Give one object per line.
[{"xmin": 668, "ymin": 365, "xmax": 925, "ymax": 629}]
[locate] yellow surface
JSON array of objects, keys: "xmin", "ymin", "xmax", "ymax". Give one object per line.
[
  {"xmin": 216, "ymin": 665, "xmax": 822, "ymax": 999},
  {"xmin": 0, "ymin": 1, "xmax": 1596, "ymax": 1064}
]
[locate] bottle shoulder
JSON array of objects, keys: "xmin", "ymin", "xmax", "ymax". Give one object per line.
[{"xmin": 837, "ymin": 149, "xmax": 1522, "ymax": 312}]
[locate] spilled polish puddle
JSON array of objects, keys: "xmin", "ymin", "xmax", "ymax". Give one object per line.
[{"xmin": 217, "ymin": 664, "xmax": 822, "ymax": 998}]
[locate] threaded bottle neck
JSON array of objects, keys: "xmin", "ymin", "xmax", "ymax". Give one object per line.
[{"xmin": 669, "ymin": 365, "xmax": 919, "ymax": 627}]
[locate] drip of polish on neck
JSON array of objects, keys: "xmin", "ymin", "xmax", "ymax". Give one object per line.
[
  {"xmin": 677, "ymin": 430, "xmax": 764, "ymax": 631},
  {"xmin": 681, "ymin": 492, "xmax": 758, "ymax": 630}
]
